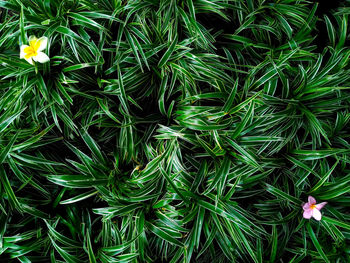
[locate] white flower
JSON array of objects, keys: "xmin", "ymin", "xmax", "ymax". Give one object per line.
[
  {"xmin": 302, "ymin": 196, "xmax": 327, "ymax": 221},
  {"xmin": 20, "ymin": 35, "xmax": 50, "ymax": 65}
]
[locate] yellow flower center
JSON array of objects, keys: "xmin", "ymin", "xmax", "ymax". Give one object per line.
[
  {"xmin": 310, "ymin": 204, "xmax": 316, "ymax": 209},
  {"xmin": 24, "ymin": 46, "xmax": 38, "ymax": 59},
  {"xmin": 24, "ymin": 39, "xmax": 41, "ymax": 59}
]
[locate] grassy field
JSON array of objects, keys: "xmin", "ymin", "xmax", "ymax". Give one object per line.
[{"xmin": 0, "ymin": 0, "xmax": 350, "ymax": 262}]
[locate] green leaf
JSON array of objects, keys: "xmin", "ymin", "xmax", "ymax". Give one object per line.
[
  {"xmin": 47, "ymin": 175, "xmax": 108, "ymax": 188},
  {"xmin": 19, "ymin": 5, "xmax": 26, "ymax": 45},
  {"xmin": 158, "ymin": 35, "xmax": 178, "ymax": 67},
  {"xmin": 306, "ymin": 222, "xmax": 330, "ymax": 263},
  {"xmin": 0, "ymin": 165, "xmax": 22, "ymax": 211},
  {"xmin": 322, "ymin": 216, "xmax": 350, "ymax": 231},
  {"xmin": 0, "ymin": 132, "xmax": 19, "ymax": 164},
  {"xmin": 86, "ymin": 230, "xmax": 97, "ymax": 263},
  {"xmin": 63, "ymin": 63, "xmax": 99, "ymax": 72},
  {"xmin": 266, "ymin": 184, "xmax": 301, "ymax": 205},
  {"xmin": 60, "ymin": 190, "xmax": 98, "ymax": 205},
  {"xmin": 146, "ymin": 222, "xmax": 183, "ymax": 247},
  {"xmin": 309, "ymin": 160, "xmax": 338, "ymax": 193}
]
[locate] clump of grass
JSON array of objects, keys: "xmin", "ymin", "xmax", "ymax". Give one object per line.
[{"xmin": 0, "ymin": 0, "xmax": 350, "ymax": 262}]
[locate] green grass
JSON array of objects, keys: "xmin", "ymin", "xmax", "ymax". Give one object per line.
[{"xmin": 0, "ymin": 0, "xmax": 350, "ymax": 262}]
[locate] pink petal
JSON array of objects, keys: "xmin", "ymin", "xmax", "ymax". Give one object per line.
[
  {"xmin": 312, "ymin": 209, "xmax": 322, "ymax": 221},
  {"xmin": 303, "ymin": 202, "xmax": 311, "ymax": 210},
  {"xmin": 308, "ymin": 196, "xmax": 316, "ymax": 205},
  {"xmin": 303, "ymin": 209, "xmax": 313, "ymax": 219},
  {"xmin": 315, "ymin": 202, "xmax": 327, "ymax": 210}
]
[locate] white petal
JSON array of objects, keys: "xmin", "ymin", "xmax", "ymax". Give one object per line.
[
  {"xmin": 20, "ymin": 45, "xmax": 29, "ymax": 58},
  {"xmin": 312, "ymin": 209, "xmax": 322, "ymax": 221},
  {"xmin": 36, "ymin": 36, "xmax": 48, "ymax": 51},
  {"xmin": 24, "ymin": 56, "xmax": 34, "ymax": 65},
  {"xmin": 33, "ymin": 52, "xmax": 50, "ymax": 63},
  {"xmin": 28, "ymin": 35, "xmax": 37, "ymax": 43}
]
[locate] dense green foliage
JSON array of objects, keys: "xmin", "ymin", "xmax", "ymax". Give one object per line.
[{"xmin": 0, "ymin": 0, "xmax": 350, "ymax": 262}]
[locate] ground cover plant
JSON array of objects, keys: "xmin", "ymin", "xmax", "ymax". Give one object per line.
[{"xmin": 0, "ymin": 0, "xmax": 350, "ymax": 262}]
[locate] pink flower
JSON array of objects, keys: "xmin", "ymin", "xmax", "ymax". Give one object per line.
[{"xmin": 302, "ymin": 196, "xmax": 327, "ymax": 221}]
